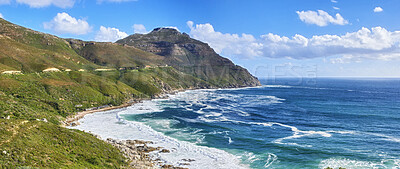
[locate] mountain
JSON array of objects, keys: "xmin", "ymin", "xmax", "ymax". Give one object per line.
[
  {"xmin": 0, "ymin": 18, "xmax": 96, "ymax": 72},
  {"xmin": 66, "ymin": 39, "xmax": 165, "ymax": 69},
  {"xmin": 0, "ymin": 18, "xmax": 260, "ymax": 168},
  {"xmin": 116, "ymin": 28, "xmax": 261, "ymax": 87}
]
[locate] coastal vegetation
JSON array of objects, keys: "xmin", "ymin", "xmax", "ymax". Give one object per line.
[{"xmin": 0, "ymin": 17, "xmax": 259, "ymax": 168}]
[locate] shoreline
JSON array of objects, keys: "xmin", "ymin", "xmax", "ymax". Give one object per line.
[
  {"xmin": 62, "ymin": 95, "xmax": 172, "ymax": 168},
  {"xmin": 61, "ymin": 88, "xmax": 182, "ymax": 127},
  {"xmin": 62, "ymin": 85, "xmax": 262, "ymax": 126},
  {"xmin": 62, "ymin": 101, "xmax": 139, "ymax": 127},
  {"xmin": 63, "ymin": 86, "xmax": 260, "ymax": 168}
]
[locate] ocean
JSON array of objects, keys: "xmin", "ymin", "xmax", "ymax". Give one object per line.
[{"xmin": 71, "ymin": 78, "xmax": 400, "ymax": 169}]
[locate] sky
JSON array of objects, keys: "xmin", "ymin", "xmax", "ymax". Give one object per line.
[{"xmin": 1, "ymin": 0, "xmax": 400, "ymax": 78}]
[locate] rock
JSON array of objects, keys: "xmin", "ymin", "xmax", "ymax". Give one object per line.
[
  {"xmin": 105, "ymin": 138, "xmax": 183, "ymax": 168},
  {"xmin": 162, "ymin": 164, "xmax": 174, "ymax": 168},
  {"xmin": 126, "ymin": 140, "xmax": 153, "ymax": 145},
  {"xmin": 160, "ymin": 149, "xmax": 170, "ymax": 153},
  {"xmin": 94, "ymin": 134, "xmax": 102, "ymax": 139},
  {"xmin": 2, "ymin": 150, "xmax": 6, "ymax": 155},
  {"xmin": 137, "ymin": 145, "xmax": 159, "ymax": 153},
  {"xmin": 6, "ymin": 116, "xmax": 10, "ymax": 120},
  {"xmin": 70, "ymin": 122, "xmax": 80, "ymax": 126},
  {"xmin": 41, "ymin": 118, "xmax": 48, "ymax": 122},
  {"xmin": 181, "ymin": 159, "xmax": 195, "ymax": 162},
  {"xmin": 162, "ymin": 164, "xmax": 188, "ymax": 169}
]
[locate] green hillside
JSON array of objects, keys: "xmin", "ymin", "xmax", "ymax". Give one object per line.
[
  {"xmin": 0, "ymin": 18, "xmax": 260, "ymax": 168},
  {"xmin": 0, "ymin": 18, "xmax": 96, "ymax": 72},
  {"xmin": 67, "ymin": 39, "xmax": 164, "ymax": 69}
]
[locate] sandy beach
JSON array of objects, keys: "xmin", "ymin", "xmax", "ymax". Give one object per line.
[{"xmin": 63, "ymin": 102, "xmax": 138, "ymax": 126}]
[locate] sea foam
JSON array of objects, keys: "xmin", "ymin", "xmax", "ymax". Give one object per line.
[
  {"xmin": 69, "ymin": 100, "xmax": 248, "ymax": 169},
  {"xmin": 319, "ymin": 157, "xmax": 400, "ymax": 169}
]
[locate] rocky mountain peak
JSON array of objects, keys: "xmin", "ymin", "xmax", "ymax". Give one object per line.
[
  {"xmin": 116, "ymin": 27, "xmax": 261, "ymax": 87},
  {"xmin": 151, "ymin": 27, "xmax": 180, "ymax": 34}
]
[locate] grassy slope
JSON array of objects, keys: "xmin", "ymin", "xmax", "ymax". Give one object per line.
[
  {"xmin": 0, "ymin": 69, "xmax": 207, "ymax": 121},
  {"xmin": 0, "ymin": 72, "xmax": 139, "ymax": 121},
  {"xmin": 0, "ymin": 68, "xmax": 207, "ymax": 168},
  {"xmin": 0, "ymin": 119, "xmax": 127, "ymax": 168},
  {"xmin": 0, "ymin": 18, "xmax": 254, "ymax": 168},
  {"xmin": 0, "ymin": 72, "xmax": 137, "ymax": 168},
  {"xmin": 68, "ymin": 40, "xmax": 165, "ymax": 69},
  {"xmin": 0, "ymin": 18, "xmax": 96, "ymax": 72}
]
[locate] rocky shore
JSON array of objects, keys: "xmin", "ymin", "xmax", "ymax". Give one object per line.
[
  {"xmin": 64, "ymin": 89, "xmax": 196, "ymax": 168},
  {"xmin": 64, "ymin": 86, "xmax": 256, "ymax": 168},
  {"xmin": 104, "ymin": 137, "xmax": 189, "ymax": 169}
]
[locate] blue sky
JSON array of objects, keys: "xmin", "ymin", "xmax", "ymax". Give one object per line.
[{"xmin": 1, "ymin": 0, "xmax": 400, "ymax": 78}]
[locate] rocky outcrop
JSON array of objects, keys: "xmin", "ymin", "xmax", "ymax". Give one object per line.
[
  {"xmin": 105, "ymin": 138, "xmax": 188, "ymax": 169},
  {"xmin": 106, "ymin": 138, "xmax": 155, "ymax": 169},
  {"xmin": 117, "ymin": 28, "xmax": 261, "ymax": 88}
]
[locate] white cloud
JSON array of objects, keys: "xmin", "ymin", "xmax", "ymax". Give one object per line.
[
  {"xmin": 164, "ymin": 26, "xmax": 180, "ymax": 32},
  {"xmin": 331, "ymin": 0, "xmax": 338, "ymax": 3},
  {"xmin": 296, "ymin": 10, "xmax": 349, "ymax": 26},
  {"xmin": 0, "ymin": 13, "xmax": 3, "ymax": 18},
  {"xmin": 133, "ymin": 24, "xmax": 148, "ymax": 34},
  {"xmin": 187, "ymin": 21, "xmax": 262, "ymax": 57},
  {"xmin": 0, "ymin": 0, "xmax": 10, "ymax": 5},
  {"xmin": 374, "ymin": 7, "xmax": 383, "ymax": 13},
  {"xmin": 95, "ymin": 26, "xmax": 128, "ymax": 42},
  {"xmin": 333, "ymin": 6, "xmax": 340, "ymax": 10},
  {"xmin": 16, "ymin": 0, "xmax": 75, "ymax": 8},
  {"xmin": 188, "ymin": 21, "xmax": 400, "ymax": 62},
  {"xmin": 330, "ymin": 55, "xmax": 359, "ymax": 64},
  {"xmin": 44, "ymin": 12, "xmax": 91, "ymax": 35}
]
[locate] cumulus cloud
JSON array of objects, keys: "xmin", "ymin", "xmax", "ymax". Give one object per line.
[
  {"xmin": 333, "ymin": 6, "xmax": 340, "ymax": 10},
  {"xmin": 187, "ymin": 21, "xmax": 262, "ymax": 57},
  {"xmin": 331, "ymin": 0, "xmax": 338, "ymax": 3},
  {"xmin": 188, "ymin": 21, "xmax": 400, "ymax": 62},
  {"xmin": 43, "ymin": 12, "xmax": 91, "ymax": 35},
  {"xmin": 133, "ymin": 24, "xmax": 148, "ymax": 34},
  {"xmin": 296, "ymin": 10, "xmax": 348, "ymax": 26},
  {"xmin": 374, "ymin": 7, "xmax": 383, "ymax": 13},
  {"xmin": 0, "ymin": 0, "xmax": 10, "ymax": 5},
  {"xmin": 0, "ymin": 13, "xmax": 3, "ymax": 18},
  {"xmin": 16, "ymin": 0, "xmax": 75, "ymax": 8},
  {"xmin": 95, "ymin": 26, "xmax": 128, "ymax": 42}
]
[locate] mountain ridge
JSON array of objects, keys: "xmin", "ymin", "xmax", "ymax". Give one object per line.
[{"xmin": 117, "ymin": 27, "xmax": 261, "ymax": 87}]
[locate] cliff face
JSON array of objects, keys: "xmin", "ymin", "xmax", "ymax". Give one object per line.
[{"xmin": 117, "ymin": 28, "xmax": 261, "ymax": 87}]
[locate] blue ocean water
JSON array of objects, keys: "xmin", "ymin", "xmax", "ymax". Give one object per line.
[{"xmin": 124, "ymin": 78, "xmax": 400, "ymax": 168}]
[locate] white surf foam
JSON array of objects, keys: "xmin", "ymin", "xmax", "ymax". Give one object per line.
[
  {"xmin": 264, "ymin": 85, "xmax": 293, "ymax": 88},
  {"xmin": 247, "ymin": 121, "xmax": 332, "ymax": 147},
  {"xmin": 264, "ymin": 153, "xmax": 278, "ymax": 168},
  {"xmin": 361, "ymin": 132, "xmax": 400, "ymax": 143},
  {"xmin": 166, "ymin": 89, "xmax": 285, "ymax": 124},
  {"xmin": 69, "ymin": 101, "xmax": 248, "ymax": 169},
  {"xmin": 319, "ymin": 158, "xmax": 400, "ymax": 169},
  {"xmin": 119, "ymin": 100, "xmax": 163, "ymax": 115},
  {"xmin": 216, "ymin": 117, "xmax": 400, "ymax": 148}
]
